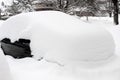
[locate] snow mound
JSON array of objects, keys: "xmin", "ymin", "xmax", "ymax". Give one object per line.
[
  {"xmin": 29, "ymin": 11, "xmax": 115, "ymax": 63},
  {"xmin": 0, "ymin": 48, "xmax": 12, "ymax": 80},
  {"xmin": 0, "ymin": 11, "xmax": 115, "ymax": 64}
]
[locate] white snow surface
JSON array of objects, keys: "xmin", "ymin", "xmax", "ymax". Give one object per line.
[
  {"xmin": 0, "ymin": 11, "xmax": 115, "ymax": 63},
  {"xmin": 5, "ymin": 55, "xmax": 120, "ymax": 80},
  {"xmin": 0, "ymin": 11, "xmax": 120, "ymax": 80},
  {"xmin": 0, "ymin": 48, "xmax": 12, "ymax": 80}
]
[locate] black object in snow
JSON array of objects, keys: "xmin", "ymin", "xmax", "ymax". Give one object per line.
[{"xmin": 0, "ymin": 38, "xmax": 32, "ymax": 58}]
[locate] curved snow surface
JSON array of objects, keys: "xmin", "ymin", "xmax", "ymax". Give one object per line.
[
  {"xmin": 0, "ymin": 49, "xmax": 12, "ymax": 80},
  {"xmin": 0, "ymin": 11, "xmax": 120, "ymax": 80},
  {"xmin": 0, "ymin": 11, "xmax": 115, "ymax": 63},
  {"xmin": 6, "ymin": 55, "xmax": 120, "ymax": 80}
]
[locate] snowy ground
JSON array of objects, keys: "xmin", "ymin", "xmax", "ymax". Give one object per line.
[{"xmin": 1, "ymin": 15, "xmax": 120, "ymax": 80}]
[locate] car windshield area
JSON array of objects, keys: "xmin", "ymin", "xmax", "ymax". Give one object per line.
[{"xmin": 0, "ymin": 38, "xmax": 32, "ymax": 58}]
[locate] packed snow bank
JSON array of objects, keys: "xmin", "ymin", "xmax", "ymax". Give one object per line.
[
  {"xmin": 5, "ymin": 55, "xmax": 120, "ymax": 80},
  {"xmin": 0, "ymin": 48, "xmax": 12, "ymax": 80},
  {"xmin": 0, "ymin": 11, "xmax": 115, "ymax": 63}
]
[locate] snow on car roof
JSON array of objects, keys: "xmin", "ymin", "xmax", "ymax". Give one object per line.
[{"xmin": 0, "ymin": 11, "xmax": 115, "ymax": 64}]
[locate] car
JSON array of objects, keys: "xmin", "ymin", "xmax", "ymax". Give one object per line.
[
  {"xmin": 0, "ymin": 11, "xmax": 119, "ymax": 80},
  {"xmin": 0, "ymin": 11, "xmax": 115, "ymax": 61}
]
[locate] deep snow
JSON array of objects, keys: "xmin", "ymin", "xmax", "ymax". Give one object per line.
[
  {"xmin": 0, "ymin": 11, "xmax": 120, "ymax": 80},
  {"xmin": 0, "ymin": 11, "xmax": 115, "ymax": 62},
  {"xmin": 0, "ymin": 48, "xmax": 12, "ymax": 80}
]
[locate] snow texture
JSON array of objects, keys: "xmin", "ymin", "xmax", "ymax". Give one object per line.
[
  {"xmin": 0, "ymin": 48, "xmax": 12, "ymax": 80},
  {"xmin": 0, "ymin": 11, "xmax": 115, "ymax": 63},
  {"xmin": 0, "ymin": 11, "xmax": 119, "ymax": 80},
  {"xmin": 5, "ymin": 55, "xmax": 120, "ymax": 80}
]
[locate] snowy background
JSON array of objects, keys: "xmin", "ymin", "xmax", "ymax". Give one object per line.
[
  {"xmin": 0, "ymin": 13, "xmax": 120, "ymax": 80},
  {"xmin": 0, "ymin": 0, "xmax": 119, "ymax": 80}
]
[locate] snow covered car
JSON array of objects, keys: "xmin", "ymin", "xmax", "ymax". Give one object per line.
[
  {"xmin": 0, "ymin": 11, "xmax": 115, "ymax": 61},
  {"xmin": 0, "ymin": 11, "xmax": 120, "ymax": 80}
]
